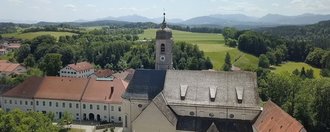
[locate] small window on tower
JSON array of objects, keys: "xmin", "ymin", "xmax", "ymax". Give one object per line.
[{"xmin": 161, "ymin": 43, "xmax": 165, "ymax": 53}]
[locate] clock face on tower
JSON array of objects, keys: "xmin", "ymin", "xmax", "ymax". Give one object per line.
[{"xmin": 160, "ymin": 55, "xmax": 165, "ymax": 62}]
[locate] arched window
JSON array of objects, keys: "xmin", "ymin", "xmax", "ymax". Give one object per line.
[{"xmin": 161, "ymin": 43, "xmax": 165, "ymax": 53}]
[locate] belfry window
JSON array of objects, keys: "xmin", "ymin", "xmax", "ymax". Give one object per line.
[{"xmin": 161, "ymin": 43, "xmax": 165, "ymax": 53}]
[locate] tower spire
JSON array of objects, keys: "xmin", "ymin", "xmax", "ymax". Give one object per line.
[{"xmin": 161, "ymin": 11, "xmax": 167, "ymax": 29}]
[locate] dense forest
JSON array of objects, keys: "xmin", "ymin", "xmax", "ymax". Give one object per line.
[
  {"xmin": 1, "ymin": 26, "xmax": 212, "ymax": 85},
  {"xmin": 258, "ymin": 20, "xmax": 330, "ymax": 49},
  {"xmin": 223, "ymin": 24, "xmax": 330, "ymax": 131}
]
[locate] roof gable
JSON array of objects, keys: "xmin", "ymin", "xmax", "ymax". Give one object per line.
[
  {"xmin": 253, "ymin": 100, "xmax": 306, "ymax": 132},
  {"xmin": 67, "ymin": 61, "xmax": 93, "ymax": 72},
  {"xmin": 163, "ymin": 70, "xmax": 260, "ymax": 108},
  {"xmin": 122, "ymin": 70, "xmax": 166, "ymax": 100}
]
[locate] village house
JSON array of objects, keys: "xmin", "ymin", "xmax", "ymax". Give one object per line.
[
  {"xmin": 0, "ymin": 76, "xmax": 127, "ymax": 123},
  {"xmin": 0, "ymin": 61, "xmax": 27, "ymax": 77},
  {"xmin": 59, "ymin": 61, "xmax": 95, "ymax": 78}
]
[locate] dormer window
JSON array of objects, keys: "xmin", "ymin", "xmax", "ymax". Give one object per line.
[
  {"xmin": 180, "ymin": 85, "xmax": 188, "ymax": 100},
  {"xmin": 236, "ymin": 87, "xmax": 244, "ymax": 103},
  {"xmin": 209, "ymin": 86, "xmax": 217, "ymax": 102},
  {"xmin": 161, "ymin": 43, "xmax": 165, "ymax": 53}
]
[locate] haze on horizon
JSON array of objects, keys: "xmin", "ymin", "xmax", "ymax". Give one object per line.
[{"xmin": 1, "ymin": 0, "xmax": 330, "ymax": 22}]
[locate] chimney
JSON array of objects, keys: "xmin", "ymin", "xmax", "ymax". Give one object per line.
[{"xmin": 109, "ymin": 86, "xmax": 114, "ymax": 99}]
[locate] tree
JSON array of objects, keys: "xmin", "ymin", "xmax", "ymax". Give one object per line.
[
  {"xmin": 312, "ymin": 80, "xmax": 330, "ymax": 130},
  {"xmin": 225, "ymin": 38, "xmax": 237, "ymax": 47},
  {"xmin": 258, "ymin": 54, "xmax": 270, "ymax": 68},
  {"xmin": 222, "ymin": 52, "xmax": 232, "ymax": 71},
  {"xmin": 39, "ymin": 53, "xmax": 62, "ymax": 76},
  {"xmin": 292, "ymin": 69, "xmax": 300, "ymax": 76},
  {"xmin": 305, "ymin": 48, "xmax": 326, "ymax": 68},
  {"xmin": 300, "ymin": 67, "xmax": 306, "ymax": 78},
  {"xmin": 23, "ymin": 54, "xmax": 35, "ymax": 67},
  {"xmin": 305, "ymin": 69, "xmax": 314, "ymax": 79},
  {"xmin": 15, "ymin": 44, "xmax": 31, "ymax": 63},
  {"xmin": 0, "ymin": 109, "xmax": 59, "ymax": 132},
  {"xmin": 30, "ymin": 35, "xmax": 56, "ymax": 53},
  {"xmin": 266, "ymin": 51, "xmax": 276, "ymax": 65},
  {"xmin": 58, "ymin": 111, "xmax": 73, "ymax": 130}
]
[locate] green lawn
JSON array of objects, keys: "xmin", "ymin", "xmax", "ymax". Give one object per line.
[
  {"xmin": 1, "ymin": 31, "xmax": 77, "ymax": 40},
  {"xmin": 139, "ymin": 29, "xmax": 258, "ymax": 70},
  {"xmin": 272, "ymin": 62, "xmax": 321, "ymax": 78}
]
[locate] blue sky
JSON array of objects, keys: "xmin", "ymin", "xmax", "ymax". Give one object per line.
[{"xmin": 1, "ymin": 0, "xmax": 330, "ymax": 22}]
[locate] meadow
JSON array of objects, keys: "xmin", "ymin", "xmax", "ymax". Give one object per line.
[
  {"xmin": 139, "ymin": 29, "xmax": 258, "ymax": 70},
  {"xmin": 1, "ymin": 31, "xmax": 77, "ymax": 40},
  {"xmin": 272, "ymin": 62, "xmax": 321, "ymax": 78}
]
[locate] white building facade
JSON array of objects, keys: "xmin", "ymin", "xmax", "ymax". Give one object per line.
[
  {"xmin": 59, "ymin": 61, "xmax": 94, "ymax": 78},
  {"xmin": 0, "ymin": 76, "xmax": 127, "ymax": 123}
]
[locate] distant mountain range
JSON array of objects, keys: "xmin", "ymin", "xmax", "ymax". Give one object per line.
[
  {"xmin": 2, "ymin": 13, "xmax": 330, "ymax": 27},
  {"xmin": 96, "ymin": 14, "xmax": 184, "ymax": 24},
  {"xmin": 94, "ymin": 13, "xmax": 330, "ymax": 27}
]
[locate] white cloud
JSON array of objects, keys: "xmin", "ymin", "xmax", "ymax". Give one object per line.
[
  {"xmin": 64, "ymin": 4, "xmax": 77, "ymax": 11},
  {"xmin": 289, "ymin": 0, "xmax": 330, "ymax": 12},
  {"xmin": 272, "ymin": 3, "xmax": 279, "ymax": 7},
  {"xmin": 35, "ymin": 0, "xmax": 51, "ymax": 4},
  {"xmin": 213, "ymin": 2, "xmax": 266, "ymax": 16},
  {"xmin": 86, "ymin": 4, "xmax": 96, "ymax": 8},
  {"xmin": 7, "ymin": 0, "xmax": 23, "ymax": 4}
]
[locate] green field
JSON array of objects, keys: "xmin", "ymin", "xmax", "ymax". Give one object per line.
[
  {"xmin": 139, "ymin": 29, "xmax": 258, "ymax": 70},
  {"xmin": 1, "ymin": 31, "xmax": 77, "ymax": 40},
  {"xmin": 272, "ymin": 62, "xmax": 321, "ymax": 78}
]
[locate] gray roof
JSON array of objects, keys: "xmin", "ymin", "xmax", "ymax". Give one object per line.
[
  {"xmin": 153, "ymin": 93, "xmax": 177, "ymax": 126},
  {"xmin": 162, "ymin": 70, "xmax": 260, "ymax": 109},
  {"xmin": 122, "ymin": 70, "xmax": 166, "ymax": 100},
  {"xmin": 176, "ymin": 116, "xmax": 253, "ymax": 132}
]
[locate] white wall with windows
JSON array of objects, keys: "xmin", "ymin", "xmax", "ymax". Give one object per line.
[
  {"xmin": 59, "ymin": 66, "xmax": 94, "ymax": 78},
  {"xmin": 0, "ymin": 97, "xmax": 123, "ymax": 123},
  {"xmin": 1, "ymin": 97, "xmax": 34, "ymax": 112}
]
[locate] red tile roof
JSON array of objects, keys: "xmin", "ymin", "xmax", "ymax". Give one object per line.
[
  {"xmin": 0, "ymin": 62, "xmax": 21, "ymax": 72},
  {"xmin": 253, "ymin": 100, "xmax": 306, "ymax": 132},
  {"xmin": 95, "ymin": 69, "xmax": 113, "ymax": 78},
  {"xmin": 34, "ymin": 77, "xmax": 89, "ymax": 101},
  {"xmin": 7, "ymin": 43, "xmax": 21, "ymax": 49},
  {"xmin": 68, "ymin": 61, "xmax": 93, "ymax": 72},
  {"xmin": 2, "ymin": 76, "xmax": 127, "ymax": 103},
  {"xmin": 2, "ymin": 77, "xmax": 43, "ymax": 99},
  {"xmin": 82, "ymin": 78, "xmax": 127, "ymax": 104}
]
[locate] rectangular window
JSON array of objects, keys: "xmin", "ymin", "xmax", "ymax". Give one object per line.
[
  {"xmin": 97, "ymin": 105, "xmax": 99, "ymax": 110},
  {"xmin": 4, "ymin": 100, "xmax": 7, "ymax": 104},
  {"xmin": 76, "ymin": 104, "xmax": 79, "ymax": 109},
  {"xmin": 43, "ymin": 101, "xmax": 45, "ymax": 106},
  {"xmin": 20, "ymin": 100, "xmax": 22, "ymax": 105},
  {"xmin": 111, "ymin": 106, "xmax": 114, "ymax": 111},
  {"xmin": 31, "ymin": 101, "xmax": 33, "ymax": 105},
  {"xmin": 83, "ymin": 104, "xmax": 86, "ymax": 109},
  {"xmin": 36, "ymin": 101, "xmax": 39, "ymax": 105},
  {"xmin": 118, "ymin": 106, "xmax": 121, "ymax": 112},
  {"xmin": 49, "ymin": 102, "xmax": 52, "ymax": 107},
  {"xmin": 56, "ymin": 102, "xmax": 58, "ymax": 107},
  {"xmin": 15, "ymin": 100, "xmax": 17, "ymax": 104},
  {"xmin": 25, "ymin": 101, "xmax": 28, "ymax": 105},
  {"xmin": 90, "ymin": 104, "xmax": 93, "ymax": 110},
  {"xmin": 104, "ymin": 105, "xmax": 107, "ymax": 111},
  {"xmin": 69, "ymin": 103, "xmax": 72, "ymax": 108},
  {"xmin": 9, "ymin": 100, "xmax": 12, "ymax": 104},
  {"xmin": 62, "ymin": 102, "xmax": 65, "ymax": 108},
  {"xmin": 119, "ymin": 117, "xmax": 122, "ymax": 121}
]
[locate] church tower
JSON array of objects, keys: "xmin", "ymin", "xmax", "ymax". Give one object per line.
[{"xmin": 155, "ymin": 12, "xmax": 173, "ymax": 70}]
